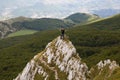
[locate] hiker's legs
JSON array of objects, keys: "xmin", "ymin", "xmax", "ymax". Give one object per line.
[
  {"xmin": 62, "ymin": 34, "xmax": 64, "ymax": 39},
  {"xmin": 60, "ymin": 34, "xmax": 63, "ymax": 39},
  {"xmin": 60, "ymin": 34, "xmax": 64, "ymax": 39}
]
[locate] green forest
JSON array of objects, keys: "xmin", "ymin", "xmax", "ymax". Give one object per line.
[{"xmin": 0, "ymin": 14, "xmax": 120, "ymax": 80}]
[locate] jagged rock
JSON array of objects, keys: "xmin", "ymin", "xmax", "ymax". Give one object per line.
[
  {"xmin": 88, "ymin": 59, "xmax": 119, "ymax": 80},
  {"xmin": 14, "ymin": 36, "xmax": 120, "ymax": 80},
  {"xmin": 97, "ymin": 59, "xmax": 119, "ymax": 70},
  {"xmin": 14, "ymin": 36, "xmax": 88, "ymax": 80},
  {"xmin": 0, "ymin": 22, "xmax": 16, "ymax": 38}
]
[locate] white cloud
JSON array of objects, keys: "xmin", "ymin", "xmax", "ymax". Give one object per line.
[
  {"xmin": 31, "ymin": 12, "xmax": 60, "ymax": 19},
  {"xmin": 1, "ymin": 8, "xmax": 13, "ymax": 20},
  {"xmin": 0, "ymin": 0, "xmax": 120, "ymax": 19},
  {"xmin": 31, "ymin": 13, "xmax": 40, "ymax": 18},
  {"xmin": 42, "ymin": 0, "xmax": 77, "ymax": 5},
  {"xmin": 17, "ymin": 0, "xmax": 40, "ymax": 7}
]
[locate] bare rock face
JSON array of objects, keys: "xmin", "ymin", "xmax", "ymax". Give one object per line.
[
  {"xmin": 97, "ymin": 59, "xmax": 119, "ymax": 70},
  {"xmin": 88, "ymin": 59, "xmax": 119, "ymax": 80},
  {"xmin": 0, "ymin": 22, "xmax": 16, "ymax": 38},
  {"xmin": 14, "ymin": 37, "xmax": 88, "ymax": 80},
  {"xmin": 14, "ymin": 36, "xmax": 120, "ymax": 80}
]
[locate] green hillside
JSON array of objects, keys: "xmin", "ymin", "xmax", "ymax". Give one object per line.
[
  {"xmin": 0, "ymin": 16, "xmax": 74, "ymax": 38},
  {"xmin": 76, "ymin": 14, "xmax": 120, "ymax": 30},
  {"xmin": 65, "ymin": 13, "xmax": 100, "ymax": 24},
  {"xmin": 0, "ymin": 14, "xmax": 120, "ymax": 80},
  {"xmin": 11, "ymin": 18, "xmax": 73, "ymax": 30},
  {"xmin": 5, "ymin": 16, "xmax": 33, "ymax": 24},
  {"xmin": 0, "ymin": 13, "xmax": 100, "ymax": 39},
  {"xmin": 7, "ymin": 29, "xmax": 37, "ymax": 37}
]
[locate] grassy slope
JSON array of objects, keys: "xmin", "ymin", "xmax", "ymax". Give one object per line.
[
  {"xmin": 76, "ymin": 14, "xmax": 120, "ymax": 30},
  {"xmin": 11, "ymin": 18, "xmax": 73, "ymax": 31},
  {"xmin": 0, "ymin": 14, "xmax": 120, "ymax": 80},
  {"xmin": 65, "ymin": 13, "xmax": 100, "ymax": 27},
  {"xmin": 7, "ymin": 29, "xmax": 37, "ymax": 37},
  {"xmin": 65, "ymin": 13, "xmax": 100, "ymax": 23}
]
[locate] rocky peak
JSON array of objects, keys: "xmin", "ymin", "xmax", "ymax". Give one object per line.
[
  {"xmin": 88, "ymin": 59, "xmax": 119, "ymax": 80},
  {"xmin": 14, "ymin": 36, "xmax": 88, "ymax": 80},
  {"xmin": 97, "ymin": 59, "xmax": 119, "ymax": 70}
]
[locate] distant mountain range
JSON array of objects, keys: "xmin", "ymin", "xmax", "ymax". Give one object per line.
[
  {"xmin": 0, "ymin": 13, "xmax": 99, "ymax": 38},
  {"xmin": 93, "ymin": 9, "xmax": 120, "ymax": 17},
  {"xmin": 0, "ymin": 8, "xmax": 119, "ymax": 21}
]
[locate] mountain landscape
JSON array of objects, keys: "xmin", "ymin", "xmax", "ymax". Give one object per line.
[
  {"xmin": 0, "ymin": 0, "xmax": 120, "ymax": 80},
  {"xmin": 14, "ymin": 36, "xmax": 120, "ymax": 80},
  {"xmin": 65, "ymin": 13, "xmax": 100, "ymax": 24},
  {"xmin": 1, "ymin": 0, "xmax": 120, "ymax": 21},
  {"xmin": 0, "ymin": 13, "xmax": 99, "ymax": 38},
  {"xmin": 0, "ymin": 16, "xmax": 72, "ymax": 38},
  {"xmin": 0, "ymin": 13, "xmax": 120, "ymax": 80},
  {"xmin": 14, "ymin": 36, "xmax": 88, "ymax": 80},
  {"xmin": 76, "ymin": 14, "xmax": 120, "ymax": 30}
]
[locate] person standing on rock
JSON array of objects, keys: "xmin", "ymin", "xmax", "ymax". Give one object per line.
[{"xmin": 60, "ymin": 28, "xmax": 65, "ymax": 39}]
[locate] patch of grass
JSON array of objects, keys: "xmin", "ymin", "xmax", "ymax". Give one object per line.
[
  {"xmin": 34, "ymin": 73, "xmax": 45, "ymax": 80},
  {"xmin": 108, "ymin": 68, "xmax": 120, "ymax": 80},
  {"xmin": 7, "ymin": 29, "xmax": 37, "ymax": 37},
  {"xmin": 90, "ymin": 65, "xmax": 120, "ymax": 80}
]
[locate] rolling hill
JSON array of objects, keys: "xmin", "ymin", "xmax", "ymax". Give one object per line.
[
  {"xmin": 64, "ymin": 13, "xmax": 100, "ymax": 24},
  {"xmin": 75, "ymin": 14, "xmax": 120, "ymax": 30},
  {"xmin": 0, "ymin": 13, "xmax": 100, "ymax": 38},
  {"xmin": 0, "ymin": 16, "xmax": 73, "ymax": 39},
  {"xmin": 0, "ymin": 14, "xmax": 120, "ymax": 80},
  {"xmin": 11, "ymin": 18, "xmax": 73, "ymax": 30}
]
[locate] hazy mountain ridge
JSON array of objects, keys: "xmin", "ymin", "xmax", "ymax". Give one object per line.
[
  {"xmin": 0, "ymin": 16, "xmax": 72, "ymax": 38},
  {"xmin": 12, "ymin": 18, "xmax": 73, "ymax": 30},
  {"xmin": 93, "ymin": 9, "xmax": 120, "ymax": 18},
  {"xmin": 0, "ymin": 17, "xmax": 33, "ymax": 38},
  {"xmin": 0, "ymin": 13, "xmax": 99, "ymax": 39}
]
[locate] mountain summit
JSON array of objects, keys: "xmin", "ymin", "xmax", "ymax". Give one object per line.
[
  {"xmin": 65, "ymin": 13, "xmax": 100, "ymax": 24},
  {"xmin": 14, "ymin": 36, "xmax": 88, "ymax": 80},
  {"xmin": 14, "ymin": 36, "xmax": 120, "ymax": 80}
]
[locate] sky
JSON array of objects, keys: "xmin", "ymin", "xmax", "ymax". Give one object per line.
[{"xmin": 0, "ymin": 0, "xmax": 120, "ymax": 20}]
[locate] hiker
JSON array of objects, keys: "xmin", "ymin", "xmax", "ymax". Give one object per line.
[{"xmin": 60, "ymin": 28, "xmax": 65, "ymax": 39}]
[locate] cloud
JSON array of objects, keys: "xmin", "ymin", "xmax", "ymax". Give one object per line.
[
  {"xmin": 1, "ymin": 8, "xmax": 13, "ymax": 20},
  {"xmin": 31, "ymin": 12, "xmax": 42, "ymax": 18},
  {"xmin": 0, "ymin": 0, "xmax": 120, "ymax": 20},
  {"xmin": 42, "ymin": 0, "xmax": 77, "ymax": 5},
  {"xmin": 31, "ymin": 12, "xmax": 64, "ymax": 19}
]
